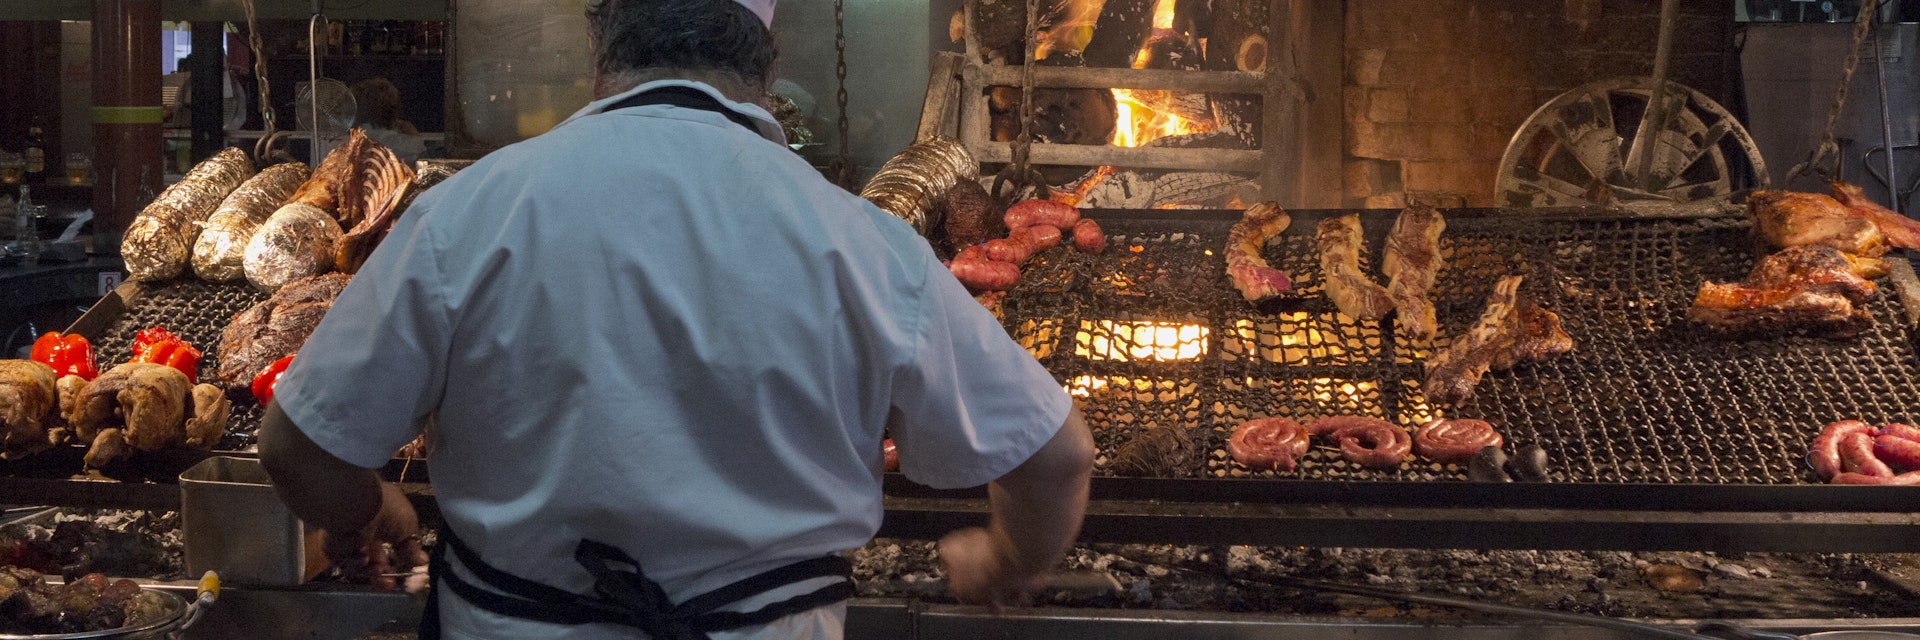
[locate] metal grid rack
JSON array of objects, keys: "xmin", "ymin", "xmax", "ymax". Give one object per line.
[{"xmin": 998, "ymin": 209, "xmax": 1920, "ymax": 486}]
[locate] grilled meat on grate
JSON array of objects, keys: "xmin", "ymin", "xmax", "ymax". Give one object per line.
[
  {"xmin": 1383, "ymin": 204, "xmax": 1445, "ymax": 340},
  {"xmin": 0, "ymin": 360, "xmax": 58, "ymax": 458},
  {"xmin": 213, "ymin": 273, "xmax": 351, "ymax": 388},
  {"xmin": 1688, "ymin": 245, "xmax": 1881, "ymax": 335},
  {"xmin": 1224, "ymin": 202, "xmax": 1292, "ymax": 303},
  {"xmin": 1748, "ymin": 189, "xmax": 1887, "ymax": 257},
  {"xmin": 1829, "ymin": 180, "xmax": 1920, "ymax": 250},
  {"xmin": 1316, "ymin": 214, "xmax": 1394, "ymax": 321}
]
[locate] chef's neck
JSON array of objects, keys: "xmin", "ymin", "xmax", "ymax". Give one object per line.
[{"xmin": 594, "ymin": 69, "xmax": 768, "ymax": 108}]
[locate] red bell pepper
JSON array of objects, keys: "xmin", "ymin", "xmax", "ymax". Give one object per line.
[
  {"xmin": 131, "ymin": 327, "xmax": 182, "ymax": 358},
  {"xmin": 130, "ymin": 336, "xmax": 202, "ymax": 383},
  {"xmin": 250, "ymin": 355, "xmax": 295, "ymax": 405},
  {"xmin": 28, "ymin": 332, "xmax": 98, "ymax": 380}
]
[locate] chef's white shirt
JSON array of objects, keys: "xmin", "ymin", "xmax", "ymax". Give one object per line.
[{"xmin": 271, "ymin": 79, "xmax": 1073, "ymax": 639}]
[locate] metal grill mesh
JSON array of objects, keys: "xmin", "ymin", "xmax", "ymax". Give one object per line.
[
  {"xmin": 1005, "ymin": 212, "xmax": 1920, "ymax": 485},
  {"xmin": 91, "ymin": 280, "xmax": 268, "ymax": 450}
]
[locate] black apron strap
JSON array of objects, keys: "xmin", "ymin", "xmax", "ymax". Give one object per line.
[
  {"xmin": 422, "ymin": 525, "xmax": 853, "ymax": 639},
  {"xmin": 604, "ymin": 85, "xmax": 762, "ymax": 134}
]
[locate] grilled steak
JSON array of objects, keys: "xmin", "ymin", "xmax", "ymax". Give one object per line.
[{"xmin": 213, "ymin": 273, "xmax": 352, "ymax": 388}]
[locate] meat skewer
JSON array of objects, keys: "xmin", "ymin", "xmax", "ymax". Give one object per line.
[
  {"xmin": 1383, "ymin": 204, "xmax": 1446, "ymax": 339},
  {"xmin": 1224, "ymin": 202, "xmax": 1293, "ymax": 304},
  {"xmin": 1316, "ymin": 214, "xmax": 1394, "ymax": 321}
]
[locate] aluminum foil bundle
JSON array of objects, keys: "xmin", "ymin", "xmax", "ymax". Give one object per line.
[
  {"xmin": 192, "ymin": 162, "xmax": 312, "ymax": 282},
  {"xmin": 859, "ymin": 137, "xmax": 976, "ymax": 235},
  {"xmin": 123, "ymin": 148, "xmax": 253, "ymax": 281},
  {"xmin": 243, "ymin": 203, "xmax": 342, "ymax": 292}
]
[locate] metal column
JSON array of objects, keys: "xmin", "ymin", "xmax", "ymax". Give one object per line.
[{"xmin": 90, "ymin": 0, "xmax": 163, "ymax": 255}]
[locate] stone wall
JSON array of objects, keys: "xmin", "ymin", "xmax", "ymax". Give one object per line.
[{"xmin": 1341, "ymin": 0, "xmax": 1739, "ymax": 208}]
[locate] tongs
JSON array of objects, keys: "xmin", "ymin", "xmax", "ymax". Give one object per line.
[{"xmin": 1253, "ymin": 574, "xmax": 1825, "ymax": 640}]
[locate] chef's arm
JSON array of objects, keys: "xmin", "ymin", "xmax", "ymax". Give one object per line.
[
  {"xmin": 986, "ymin": 403, "xmax": 1096, "ymax": 576},
  {"xmin": 257, "ymin": 401, "xmax": 384, "ymax": 535}
]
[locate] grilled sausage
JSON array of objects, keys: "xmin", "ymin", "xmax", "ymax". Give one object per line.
[
  {"xmin": 1413, "ymin": 418, "xmax": 1503, "ymax": 465},
  {"xmin": 1072, "ymin": 219, "xmax": 1106, "ymax": 254},
  {"xmin": 948, "ymin": 258, "xmax": 1020, "ymax": 292},
  {"xmin": 1228, "ymin": 417, "xmax": 1311, "ymax": 472},
  {"xmin": 1004, "ymin": 199, "xmax": 1081, "ymax": 230}
]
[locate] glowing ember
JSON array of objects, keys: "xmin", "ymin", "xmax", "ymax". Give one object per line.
[{"xmin": 1075, "ymin": 320, "xmax": 1209, "ymax": 361}]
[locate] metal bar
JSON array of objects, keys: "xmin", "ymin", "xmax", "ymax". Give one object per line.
[
  {"xmin": 957, "ymin": 62, "xmax": 988, "ymax": 162},
  {"xmin": 972, "ymin": 64, "xmax": 1264, "ymax": 94},
  {"xmin": 884, "ymin": 474, "xmax": 1920, "ymax": 513},
  {"xmin": 1625, "ymin": 0, "xmax": 1680, "ymax": 190},
  {"xmin": 1873, "ymin": 11, "xmax": 1900, "ymax": 205},
  {"xmin": 879, "ymin": 496, "xmax": 1920, "ymax": 552},
  {"xmin": 973, "ymin": 140, "xmax": 1264, "ymax": 172}
]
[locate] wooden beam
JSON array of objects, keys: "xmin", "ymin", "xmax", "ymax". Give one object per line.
[
  {"xmin": 1299, "ymin": 0, "xmax": 1345, "ymax": 208},
  {"xmin": 973, "ymin": 140, "xmax": 1264, "ymax": 172},
  {"xmin": 1259, "ymin": 0, "xmax": 1301, "ymax": 207},
  {"xmin": 916, "ymin": 52, "xmax": 966, "ymax": 141},
  {"xmin": 973, "ymin": 65, "xmax": 1263, "ymax": 94}
]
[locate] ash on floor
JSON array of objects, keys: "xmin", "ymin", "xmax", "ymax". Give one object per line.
[
  {"xmin": 851, "ymin": 540, "xmax": 1920, "ymax": 619},
  {"xmin": 0, "ymin": 508, "xmax": 184, "ymax": 580}
]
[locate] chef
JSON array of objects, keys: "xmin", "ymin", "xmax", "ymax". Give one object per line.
[{"xmin": 256, "ymin": 0, "xmax": 1095, "ymax": 639}]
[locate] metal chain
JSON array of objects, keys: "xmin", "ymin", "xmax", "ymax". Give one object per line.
[
  {"xmin": 1789, "ymin": 0, "xmax": 1880, "ymax": 179},
  {"xmin": 833, "ymin": 0, "xmax": 853, "ymax": 190},
  {"xmin": 1014, "ymin": 0, "xmax": 1038, "ymax": 191},
  {"xmin": 240, "ymin": 0, "xmax": 282, "ymax": 161}
]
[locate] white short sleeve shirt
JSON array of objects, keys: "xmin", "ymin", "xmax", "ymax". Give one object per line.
[{"xmin": 271, "ymin": 80, "xmax": 1071, "ymax": 639}]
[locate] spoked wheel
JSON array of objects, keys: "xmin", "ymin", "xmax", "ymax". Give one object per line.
[{"xmin": 1495, "ymin": 76, "xmax": 1768, "ymax": 209}]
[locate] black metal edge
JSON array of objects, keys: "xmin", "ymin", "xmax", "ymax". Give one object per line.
[
  {"xmin": 883, "ymin": 474, "xmax": 1920, "ymax": 513},
  {"xmin": 0, "ymin": 477, "xmax": 181, "ymax": 511},
  {"xmin": 878, "ymin": 497, "xmax": 1920, "ymax": 552},
  {"xmin": 61, "ymin": 279, "xmax": 137, "ymax": 338},
  {"xmin": 1079, "ymin": 205, "xmax": 1743, "ymax": 225}
]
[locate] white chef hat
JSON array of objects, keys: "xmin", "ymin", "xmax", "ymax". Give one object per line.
[{"xmin": 732, "ymin": 0, "xmax": 774, "ymax": 28}]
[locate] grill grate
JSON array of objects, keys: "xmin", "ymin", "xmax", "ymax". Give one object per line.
[
  {"xmin": 1004, "ymin": 211, "xmax": 1920, "ymax": 485},
  {"xmin": 91, "ymin": 280, "xmax": 269, "ymax": 450}
]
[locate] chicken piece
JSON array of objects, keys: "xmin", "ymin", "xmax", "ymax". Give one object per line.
[
  {"xmin": 1688, "ymin": 245, "xmax": 1882, "ymax": 335},
  {"xmin": 1748, "ymin": 190, "xmax": 1887, "ymax": 257},
  {"xmin": 0, "ymin": 360, "xmax": 59, "ymax": 458},
  {"xmin": 69, "ymin": 362, "xmax": 192, "ymax": 467},
  {"xmin": 1224, "ymin": 202, "xmax": 1294, "ymax": 303},
  {"xmin": 1316, "ymin": 214, "xmax": 1394, "ymax": 320},
  {"xmin": 214, "ymin": 273, "xmax": 351, "ymax": 387},
  {"xmin": 1383, "ymin": 204, "xmax": 1446, "ymax": 339},
  {"xmin": 1830, "ymin": 180, "xmax": 1920, "ymax": 250},
  {"xmin": 185, "ymin": 383, "xmax": 230, "ymax": 448},
  {"xmin": 1425, "ymin": 275, "xmax": 1523, "ymax": 406},
  {"xmin": 82, "ymin": 429, "xmax": 129, "ymax": 470}
]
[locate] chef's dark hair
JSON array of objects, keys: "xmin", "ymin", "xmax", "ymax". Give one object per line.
[{"xmin": 585, "ymin": 0, "xmax": 775, "ymax": 88}]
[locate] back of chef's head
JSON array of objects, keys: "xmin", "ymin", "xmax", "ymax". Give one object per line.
[{"xmin": 585, "ymin": 0, "xmax": 776, "ymax": 91}]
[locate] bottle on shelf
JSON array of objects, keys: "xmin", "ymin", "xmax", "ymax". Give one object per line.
[
  {"xmin": 13, "ymin": 184, "xmax": 39, "ymax": 265},
  {"xmin": 23, "ymin": 120, "xmax": 45, "ymax": 183}
]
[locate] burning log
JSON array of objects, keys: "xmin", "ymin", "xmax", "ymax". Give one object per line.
[
  {"xmin": 1201, "ymin": 0, "xmax": 1268, "ymax": 150},
  {"xmin": 1081, "ymin": 0, "xmax": 1157, "ymax": 68}
]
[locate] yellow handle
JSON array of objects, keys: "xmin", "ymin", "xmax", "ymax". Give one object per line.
[{"xmin": 197, "ymin": 571, "xmax": 221, "ymax": 600}]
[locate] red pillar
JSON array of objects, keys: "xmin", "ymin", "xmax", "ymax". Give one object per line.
[{"xmin": 91, "ymin": 0, "xmax": 162, "ymax": 255}]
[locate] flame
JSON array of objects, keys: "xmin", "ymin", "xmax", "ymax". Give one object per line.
[
  {"xmin": 1075, "ymin": 320, "xmax": 1209, "ymax": 361},
  {"xmin": 1308, "ymin": 378, "xmax": 1376, "ymax": 405},
  {"xmin": 1109, "ymin": 0, "xmax": 1214, "ymax": 148}
]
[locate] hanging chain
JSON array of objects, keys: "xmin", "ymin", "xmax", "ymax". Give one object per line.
[
  {"xmin": 240, "ymin": 0, "xmax": 279, "ymax": 161},
  {"xmin": 992, "ymin": 0, "xmax": 1046, "ymax": 202},
  {"xmin": 1789, "ymin": 0, "xmax": 1880, "ymax": 179},
  {"xmin": 833, "ymin": 0, "xmax": 853, "ymax": 190}
]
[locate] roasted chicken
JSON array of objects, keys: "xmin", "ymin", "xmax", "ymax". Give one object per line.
[
  {"xmin": 1749, "ymin": 189, "xmax": 1887, "ymax": 257},
  {"xmin": 1829, "ymin": 180, "xmax": 1920, "ymax": 250},
  {"xmin": 1688, "ymin": 244, "xmax": 1883, "ymax": 335},
  {"xmin": 67, "ymin": 362, "xmax": 230, "ymax": 468},
  {"xmin": 0, "ymin": 360, "xmax": 59, "ymax": 458}
]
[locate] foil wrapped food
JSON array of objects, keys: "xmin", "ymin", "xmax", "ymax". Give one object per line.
[
  {"xmin": 122, "ymin": 148, "xmax": 254, "ymax": 281},
  {"xmin": 192, "ymin": 162, "xmax": 312, "ymax": 282},
  {"xmin": 243, "ymin": 203, "xmax": 343, "ymax": 293},
  {"xmin": 859, "ymin": 137, "xmax": 976, "ymax": 235}
]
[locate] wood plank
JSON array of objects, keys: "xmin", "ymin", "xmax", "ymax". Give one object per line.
[
  {"xmin": 915, "ymin": 52, "xmax": 967, "ymax": 141},
  {"xmin": 1259, "ymin": 0, "xmax": 1302, "ymax": 206},
  {"xmin": 973, "ymin": 141, "xmax": 1264, "ymax": 172},
  {"xmin": 973, "ymin": 65, "xmax": 1264, "ymax": 94}
]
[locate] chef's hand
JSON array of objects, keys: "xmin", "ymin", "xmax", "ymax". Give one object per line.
[
  {"xmin": 938, "ymin": 526, "xmax": 1047, "ymax": 612},
  {"xmin": 322, "ymin": 482, "xmax": 426, "ymax": 591}
]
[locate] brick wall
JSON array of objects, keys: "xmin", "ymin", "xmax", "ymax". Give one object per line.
[{"xmin": 1342, "ymin": 0, "xmax": 1738, "ymax": 208}]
